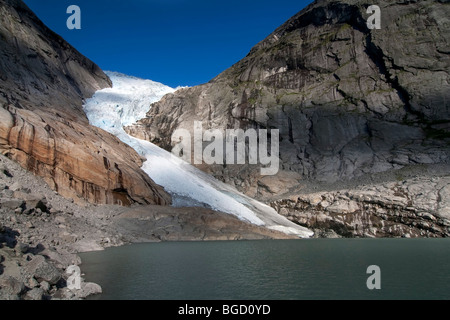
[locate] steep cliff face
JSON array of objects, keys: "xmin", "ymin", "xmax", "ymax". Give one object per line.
[
  {"xmin": 126, "ymin": 0, "xmax": 450, "ymax": 199},
  {"xmin": 0, "ymin": 0, "xmax": 171, "ymax": 205}
]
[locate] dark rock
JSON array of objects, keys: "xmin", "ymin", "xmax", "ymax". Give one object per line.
[
  {"xmin": 16, "ymin": 242, "xmax": 29, "ymax": 254},
  {"xmin": 27, "ymin": 277, "xmax": 39, "ymax": 289},
  {"xmin": 22, "ymin": 208, "xmax": 34, "ymax": 216}
]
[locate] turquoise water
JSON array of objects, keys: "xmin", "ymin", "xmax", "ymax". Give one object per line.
[{"xmin": 79, "ymin": 239, "xmax": 450, "ymax": 300}]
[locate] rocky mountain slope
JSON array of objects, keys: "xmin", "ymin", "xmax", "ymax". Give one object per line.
[
  {"xmin": 127, "ymin": 0, "xmax": 449, "ymax": 194},
  {"xmin": 1, "ymin": 153, "xmax": 296, "ymax": 299},
  {"xmin": 0, "ymin": 0, "xmax": 170, "ymax": 206},
  {"xmin": 125, "ymin": 0, "xmax": 450, "ymax": 237},
  {"xmin": 271, "ymin": 164, "xmax": 450, "ymax": 238}
]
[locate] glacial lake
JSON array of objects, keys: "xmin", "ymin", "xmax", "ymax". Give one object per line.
[{"xmin": 79, "ymin": 239, "xmax": 450, "ymax": 300}]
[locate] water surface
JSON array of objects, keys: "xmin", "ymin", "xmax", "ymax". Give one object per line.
[{"xmin": 80, "ymin": 239, "xmax": 450, "ymax": 300}]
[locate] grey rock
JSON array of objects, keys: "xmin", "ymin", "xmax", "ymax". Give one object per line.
[
  {"xmin": 78, "ymin": 282, "xmax": 102, "ymax": 299},
  {"xmin": 0, "ymin": 199, "xmax": 25, "ymax": 210},
  {"xmin": 0, "ymin": 189, "xmax": 14, "ymax": 198},
  {"xmin": 25, "ymin": 221, "xmax": 34, "ymax": 229},
  {"xmin": 24, "ymin": 287, "xmax": 44, "ymax": 300},
  {"xmin": 21, "ymin": 196, "xmax": 49, "ymax": 213},
  {"xmin": 25, "ymin": 255, "xmax": 61, "ymax": 285},
  {"xmin": 0, "ymin": 0, "xmax": 171, "ymax": 207},
  {"xmin": 271, "ymin": 175, "xmax": 450, "ymax": 238},
  {"xmin": 0, "ymin": 292, "xmax": 20, "ymax": 300},
  {"xmin": 125, "ymin": 0, "xmax": 450, "ymax": 197},
  {"xmin": 27, "ymin": 277, "xmax": 39, "ymax": 289},
  {"xmin": 0, "ymin": 276, "xmax": 25, "ymax": 295},
  {"xmin": 8, "ymin": 182, "xmax": 22, "ymax": 192},
  {"xmin": 16, "ymin": 242, "xmax": 29, "ymax": 254},
  {"xmin": 41, "ymin": 248, "xmax": 81, "ymax": 269}
]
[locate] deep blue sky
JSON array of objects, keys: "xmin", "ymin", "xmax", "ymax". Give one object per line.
[{"xmin": 23, "ymin": 0, "xmax": 312, "ymax": 87}]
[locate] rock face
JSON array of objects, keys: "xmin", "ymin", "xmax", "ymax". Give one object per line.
[
  {"xmin": 126, "ymin": 0, "xmax": 450, "ymax": 198},
  {"xmin": 0, "ymin": 0, "xmax": 171, "ymax": 205},
  {"xmin": 270, "ymin": 172, "xmax": 450, "ymax": 238}
]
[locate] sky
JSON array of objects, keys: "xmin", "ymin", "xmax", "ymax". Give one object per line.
[{"xmin": 23, "ymin": 0, "xmax": 312, "ymax": 87}]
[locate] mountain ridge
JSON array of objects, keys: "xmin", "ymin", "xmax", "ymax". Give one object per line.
[
  {"xmin": 127, "ymin": 0, "xmax": 450, "ymax": 190},
  {"xmin": 124, "ymin": 0, "xmax": 450, "ymax": 237},
  {"xmin": 0, "ymin": 0, "xmax": 171, "ymax": 206}
]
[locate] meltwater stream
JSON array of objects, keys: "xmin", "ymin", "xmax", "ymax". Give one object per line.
[{"xmin": 83, "ymin": 72, "xmax": 312, "ymax": 237}]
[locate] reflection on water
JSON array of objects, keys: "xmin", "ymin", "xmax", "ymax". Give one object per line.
[{"xmin": 80, "ymin": 239, "xmax": 450, "ymax": 300}]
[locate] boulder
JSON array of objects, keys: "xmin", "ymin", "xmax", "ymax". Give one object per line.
[
  {"xmin": 25, "ymin": 255, "xmax": 61, "ymax": 285},
  {"xmin": 0, "ymin": 276, "xmax": 25, "ymax": 296},
  {"xmin": 39, "ymin": 281, "xmax": 50, "ymax": 292},
  {"xmin": 16, "ymin": 242, "xmax": 29, "ymax": 254},
  {"xmin": 24, "ymin": 287, "xmax": 44, "ymax": 300},
  {"xmin": 78, "ymin": 282, "xmax": 102, "ymax": 298},
  {"xmin": 0, "ymin": 199, "xmax": 24, "ymax": 210},
  {"xmin": 41, "ymin": 248, "xmax": 81, "ymax": 269}
]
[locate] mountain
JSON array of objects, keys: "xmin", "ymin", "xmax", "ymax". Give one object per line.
[
  {"xmin": 0, "ymin": 0, "xmax": 171, "ymax": 206},
  {"xmin": 83, "ymin": 72, "xmax": 313, "ymax": 237},
  {"xmin": 126, "ymin": 0, "xmax": 450, "ymax": 196},
  {"xmin": 124, "ymin": 0, "xmax": 450, "ymax": 237}
]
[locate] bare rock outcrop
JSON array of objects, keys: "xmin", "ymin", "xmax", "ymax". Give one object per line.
[
  {"xmin": 270, "ymin": 171, "xmax": 450, "ymax": 238},
  {"xmin": 126, "ymin": 0, "xmax": 450, "ymax": 197},
  {"xmin": 0, "ymin": 0, "xmax": 171, "ymax": 205}
]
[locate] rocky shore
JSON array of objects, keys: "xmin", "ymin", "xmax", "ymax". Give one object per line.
[
  {"xmin": 0, "ymin": 154, "xmax": 296, "ymax": 300},
  {"xmin": 0, "ymin": 154, "xmax": 123, "ymax": 300}
]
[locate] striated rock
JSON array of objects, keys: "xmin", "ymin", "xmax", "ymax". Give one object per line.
[
  {"xmin": 0, "ymin": 0, "xmax": 171, "ymax": 206},
  {"xmin": 270, "ymin": 175, "xmax": 450, "ymax": 238},
  {"xmin": 24, "ymin": 287, "xmax": 44, "ymax": 300},
  {"xmin": 25, "ymin": 255, "xmax": 61, "ymax": 285},
  {"xmin": 40, "ymin": 248, "xmax": 81, "ymax": 269},
  {"xmin": 126, "ymin": 0, "xmax": 450, "ymax": 196}
]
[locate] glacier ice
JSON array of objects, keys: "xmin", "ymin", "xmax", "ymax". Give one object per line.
[{"xmin": 83, "ymin": 71, "xmax": 313, "ymax": 238}]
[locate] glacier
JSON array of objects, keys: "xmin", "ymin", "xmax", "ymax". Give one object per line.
[{"xmin": 83, "ymin": 71, "xmax": 313, "ymax": 238}]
